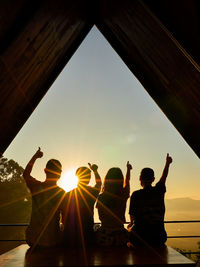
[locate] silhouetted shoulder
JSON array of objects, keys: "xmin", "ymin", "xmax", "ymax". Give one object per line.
[
  {"xmin": 130, "ymin": 189, "xmax": 143, "ymax": 198},
  {"xmin": 155, "ymin": 181, "xmax": 166, "ymax": 193},
  {"xmin": 24, "ymin": 176, "xmax": 42, "ymax": 193}
]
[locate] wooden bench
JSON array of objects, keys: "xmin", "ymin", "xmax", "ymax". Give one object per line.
[{"xmin": 0, "ymin": 244, "xmax": 195, "ymax": 267}]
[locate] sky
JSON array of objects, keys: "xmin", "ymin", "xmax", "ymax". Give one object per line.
[{"xmin": 4, "ymin": 26, "xmax": 200, "ymax": 200}]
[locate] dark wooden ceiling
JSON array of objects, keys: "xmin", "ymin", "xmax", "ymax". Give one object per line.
[{"xmin": 0, "ymin": 0, "xmax": 200, "ymax": 158}]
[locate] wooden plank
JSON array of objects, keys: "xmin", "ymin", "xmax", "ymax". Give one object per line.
[
  {"xmin": 0, "ymin": 1, "xmax": 42, "ymax": 54},
  {"xmin": 96, "ymin": 0, "xmax": 200, "ymax": 158},
  {"xmin": 0, "ymin": 0, "xmax": 93, "ymax": 154},
  {"xmin": 144, "ymin": 0, "xmax": 200, "ymax": 65},
  {"xmin": 0, "ymin": 244, "xmax": 195, "ymax": 266}
]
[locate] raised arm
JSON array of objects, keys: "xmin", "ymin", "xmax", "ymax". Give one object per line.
[
  {"xmin": 124, "ymin": 161, "xmax": 132, "ymax": 190},
  {"xmin": 88, "ymin": 163, "xmax": 102, "ymax": 189},
  {"xmin": 159, "ymin": 153, "xmax": 173, "ymax": 184},
  {"xmin": 23, "ymin": 147, "xmax": 43, "ymax": 181}
]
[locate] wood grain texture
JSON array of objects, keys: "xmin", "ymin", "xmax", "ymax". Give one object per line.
[
  {"xmin": 0, "ymin": 0, "xmax": 93, "ymax": 154},
  {"xmin": 144, "ymin": 0, "xmax": 200, "ymax": 65},
  {"xmin": 96, "ymin": 0, "xmax": 200, "ymax": 157}
]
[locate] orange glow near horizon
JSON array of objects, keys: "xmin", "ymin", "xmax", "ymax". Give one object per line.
[{"xmin": 58, "ymin": 168, "xmax": 78, "ymax": 192}]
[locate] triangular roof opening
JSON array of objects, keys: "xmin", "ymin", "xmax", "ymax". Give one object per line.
[
  {"xmin": 0, "ymin": 0, "xmax": 200, "ymax": 158},
  {"xmin": 5, "ymin": 27, "xmax": 200, "ymax": 200}
]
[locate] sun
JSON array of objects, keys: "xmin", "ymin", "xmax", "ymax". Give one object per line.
[{"xmin": 57, "ymin": 168, "xmax": 78, "ymax": 192}]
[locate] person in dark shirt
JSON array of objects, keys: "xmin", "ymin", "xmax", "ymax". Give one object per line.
[
  {"xmin": 96, "ymin": 161, "xmax": 132, "ymax": 246},
  {"xmin": 23, "ymin": 147, "xmax": 66, "ymax": 247},
  {"xmin": 62, "ymin": 163, "xmax": 101, "ymax": 247},
  {"xmin": 128, "ymin": 154, "xmax": 172, "ymax": 246}
]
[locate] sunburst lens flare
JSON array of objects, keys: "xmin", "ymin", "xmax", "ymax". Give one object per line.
[{"xmin": 58, "ymin": 168, "xmax": 78, "ymax": 192}]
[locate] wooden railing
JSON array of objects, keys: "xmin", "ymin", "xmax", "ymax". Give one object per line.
[{"xmin": 0, "ymin": 220, "xmax": 200, "ymax": 256}]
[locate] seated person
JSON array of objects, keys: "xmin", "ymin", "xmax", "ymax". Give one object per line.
[
  {"xmin": 23, "ymin": 147, "xmax": 66, "ymax": 247},
  {"xmin": 62, "ymin": 163, "xmax": 101, "ymax": 247},
  {"xmin": 96, "ymin": 161, "xmax": 132, "ymax": 246},
  {"xmin": 128, "ymin": 154, "xmax": 172, "ymax": 246}
]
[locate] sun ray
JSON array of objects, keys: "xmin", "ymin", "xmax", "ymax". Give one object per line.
[
  {"xmin": 96, "ymin": 197, "xmax": 124, "ymax": 225},
  {"xmin": 78, "ymin": 183, "xmax": 124, "ymax": 225},
  {"xmin": 39, "ymin": 187, "xmax": 65, "ymax": 209},
  {"xmin": 27, "ymin": 190, "xmax": 67, "ymax": 255},
  {"xmin": 74, "ymin": 189, "xmax": 88, "ymax": 265},
  {"xmin": 78, "ymin": 183, "xmax": 101, "ymax": 204},
  {"xmin": 76, "ymin": 186, "xmax": 93, "ymax": 216},
  {"xmin": 0, "ymin": 184, "xmax": 58, "ymax": 209},
  {"xmin": 62, "ymin": 190, "xmax": 73, "ymax": 223}
]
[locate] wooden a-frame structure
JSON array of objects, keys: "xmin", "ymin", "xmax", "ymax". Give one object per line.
[{"xmin": 0, "ymin": 0, "xmax": 200, "ymax": 157}]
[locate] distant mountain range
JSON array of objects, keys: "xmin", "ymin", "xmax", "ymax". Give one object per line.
[{"xmin": 165, "ymin": 198, "xmax": 200, "ymax": 220}]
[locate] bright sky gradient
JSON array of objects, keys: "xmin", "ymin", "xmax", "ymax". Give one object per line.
[{"xmin": 5, "ymin": 27, "xmax": 200, "ymax": 200}]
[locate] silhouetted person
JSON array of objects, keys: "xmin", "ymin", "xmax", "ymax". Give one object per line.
[
  {"xmin": 96, "ymin": 161, "xmax": 132, "ymax": 246},
  {"xmin": 128, "ymin": 153, "xmax": 173, "ymax": 246},
  {"xmin": 23, "ymin": 147, "xmax": 65, "ymax": 247},
  {"xmin": 63, "ymin": 163, "xmax": 101, "ymax": 247}
]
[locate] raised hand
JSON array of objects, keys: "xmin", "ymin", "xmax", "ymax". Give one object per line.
[
  {"xmin": 88, "ymin": 163, "xmax": 98, "ymax": 172},
  {"xmin": 23, "ymin": 147, "xmax": 43, "ymax": 179},
  {"xmin": 166, "ymin": 153, "xmax": 172, "ymax": 165},
  {"xmin": 34, "ymin": 147, "xmax": 43, "ymax": 158},
  {"xmin": 127, "ymin": 161, "xmax": 132, "ymax": 170}
]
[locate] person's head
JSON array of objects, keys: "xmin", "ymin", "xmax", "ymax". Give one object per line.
[
  {"xmin": 140, "ymin": 167, "xmax": 155, "ymax": 188},
  {"xmin": 103, "ymin": 167, "xmax": 124, "ymax": 194},
  {"xmin": 76, "ymin": 167, "xmax": 91, "ymax": 185},
  {"xmin": 44, "ymin": 159, "xmax": 62, "ymax": 182}
]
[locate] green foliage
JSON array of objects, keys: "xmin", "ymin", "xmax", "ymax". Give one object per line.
[
  {"xmin": 0, "ymin": 156, "xmax": 31, "ymax": 223},
  {"xmin": 0, "ymin": 157, "xmax": 24, "ymax": 182},
  {"xmin": 0, "ymin": 156, "xmax": 31, "ymax": 252}
]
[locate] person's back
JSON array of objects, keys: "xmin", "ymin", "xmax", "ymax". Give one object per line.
[
  {"xmin": 23, "ymin": 148, "xmax": 65, "ymax": 247},
  {"xmin": 97, "ymin": 187, "xmax": 129, "ymax": 229},
  {"xmin": 63, "ymin": 164, "xmax": 101, "ymax": 247},
  {"xmin": 128, "ymin": 154, "xmax": 172, "ymax": 246},
  {"xmin": 96, "ymin": 162, "xmax": 132, "ymax": 246},
  {"xmin": 26, "ymin": 181, "xmax": 65, "ymax": 247},
  {"xmin": 129, "ymin": 181, "xmax": 166, "ymax": 245}
]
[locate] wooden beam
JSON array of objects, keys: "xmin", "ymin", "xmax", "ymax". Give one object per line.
[
  {"xmin": 144, "ymin": 0, "xmax": 200, "ymax": 65},
  {"xmin": 0, "ymin": 1, "xmax": 42, "ymax": 54},
  {"xmin": 96, "ymin": 0, "xmax": 200, "ymax": 158},
  {"xmin": 0, "ymin": 0, "xmax": 93, "ymax": 154}
]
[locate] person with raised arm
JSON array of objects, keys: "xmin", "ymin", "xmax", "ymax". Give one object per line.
[
  {"xmin": 128, "ymin": 154, "xmax": 173, "ymax": 246},
  {"xmin": 96, "ymin": 161, "xmax": 132, "ymax": 246},
  {"xmin": 62, "ymin": 163, "xmax": 102, "ymax": 247},
  {"xmin": 23, "ymin": 147, "xmax": 65, "ymax": 247}
]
